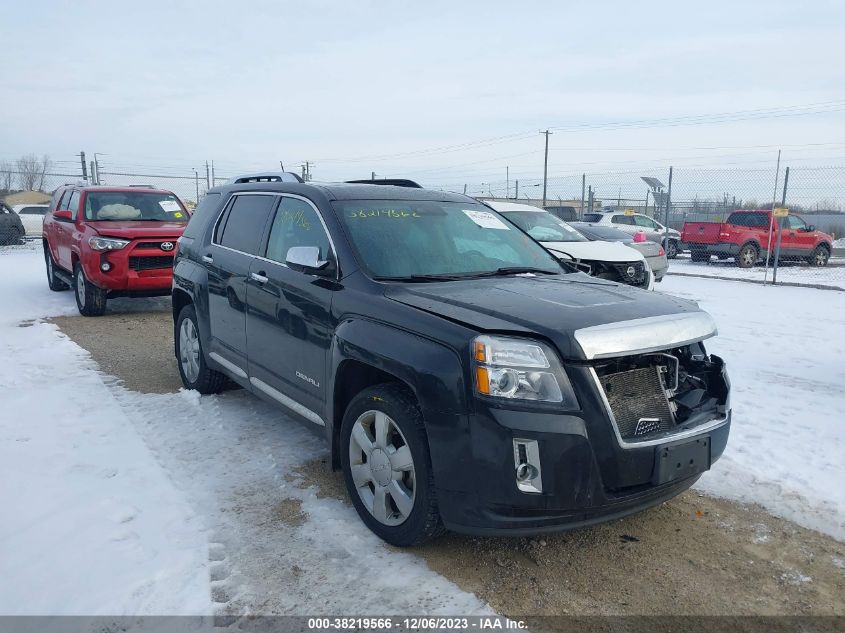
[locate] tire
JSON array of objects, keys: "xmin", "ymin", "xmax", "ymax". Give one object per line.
[
  {"xmin": 73, "ymin": 263, "xmax": 107, "ymax": 316},
  {"xmin": 690, "ymin": 249, "xmax": 710, "ymax": 263},
  {"xmin": 808, "ymin": 245, "xmax": 830, "ymax": 267},
  {"xmin": 736, "ymin": 243, "xmax": 758, "ymax": 269},
  {"xmin": 340, "ymin": 383, "xmax": 445, "ymax": 547},
  {"xmin": 175, "ymin": 304, "xmax": 226, "ymax": 394},
  {"xmin": 665, "ymin": 239, "xmax": 679, "ymax": 259},
  {"xmin": 44, "ymin": 244, "xmax": 70, "ymax": 291}
]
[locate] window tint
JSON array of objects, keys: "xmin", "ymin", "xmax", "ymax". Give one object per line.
[
  {"xmin": 265, "ymin": 197, "xmax": 332, "ymax": 264},
  {"xmin": 634, "ymin": 215, "xmax": 657, "ymax": 228},
  {"xmin": 582, "ymin": 213, "xmax": 602, "ymax": 222},
  {"xmin": 611, "ymin": 215, "xmax": 634, "ymax": 225},
  {"xmin": 21, "ymin": 206, "xmax": 47, "ymax": 215},
  {"xmin": 216, "ymin": 194, "xmax": 276, "ymax": 255},
  {"xmin": 728, "ymin": 212, "xmax": 768, "ymax": 228},
  {"xmin": 67, "ymin": 191, "xmax": 81, "ymax": 220},
  {"xmin": 183, "ymin": 192, "xmax": 221, "ymax": 240}
]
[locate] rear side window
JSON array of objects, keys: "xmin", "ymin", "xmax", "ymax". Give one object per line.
[
  {"xmin": 582, "ymin": 213, "xmax": 602, "ymax": 222},
  {"xmin": 611, "ymin": 215, "xmax": 634, "ymax": 225},
  {"xmin": 21, "ymin": 206, "xmax": 47, "ymax": 215},
  {"xmin": 728, "ymin": 212, "xmax": 767, "ymax": 228},
  {"xmin": 183, "ymin": 193, "xmax": 221, "ymax": 240},
  {"xmin": 215, "ymin": 194, "xmax": 276, "ymax": 255}
]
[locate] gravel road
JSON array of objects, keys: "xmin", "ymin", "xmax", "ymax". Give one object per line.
[{"xmin": 51, "ymin": 303, "xmax": 845, "ymax": 616}]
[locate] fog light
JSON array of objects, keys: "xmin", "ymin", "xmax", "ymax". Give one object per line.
[
  {"xmin": 100, "ymin": 262, "xmax": 111, "ymax": 272},
  {"xmin": 513, "ymin": 439, "xmax": 543, "ymax": 494}
]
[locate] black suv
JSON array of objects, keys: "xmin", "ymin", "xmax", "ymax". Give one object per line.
[{"xmin": 172, "ymin": 174, "xmax": 731, "ymax": 546}]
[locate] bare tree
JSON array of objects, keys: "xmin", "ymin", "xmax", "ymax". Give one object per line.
[
  {"xmin": 15, "ymin": 154, "xmax": 52, "ymax": 191},
  {"xmin": 0, "ymin": 161, "xmax": 13, "ymax": 193}
]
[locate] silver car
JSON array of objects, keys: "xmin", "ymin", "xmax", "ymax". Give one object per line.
[
  {"xmin": 582, "ymin": 210, "xmax": 682, "ymax": 259},
  {"xmin": 570, "ymin": 222, "xmax": 669, "ymax": 282}
]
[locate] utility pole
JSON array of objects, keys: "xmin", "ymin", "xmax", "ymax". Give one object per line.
[
  {"xmin": 506, "ymin": 166, "xmax": 510, "ymax": 199},
  {"xmin": 78, "ymin": 151, "xmax": 88, "ymax": 181},
  {"xmin": 205, "ymin": 161, "xmax": 210, "ymax": 189},
  {"xmin": 772, "ymin": 166, "xmax": 790, "ymax": 284},
  {"xmin": 94, "ymin": 153, "xmax": 103, "ymax": 185},
  {"xmin": 540, "ymin": 129, "xmax": 552, "ymax": 206},
  {"xmin": 580, "ymin": 174, "xmax": 586, "ymax": 220},
  {"xmin": 515, "ymin": 179, "xmax": 519, "ymax": 199},
  {"xmin": 763, "ymin": 150, "xmax": 782, "ymax": 283},
  {"xmin": 90, "ymin": 161, "xmax": 96, "ymax": 185},
  {"xmin": 211, "ymin": 160, "xmax": 215, "ymax": 185}
]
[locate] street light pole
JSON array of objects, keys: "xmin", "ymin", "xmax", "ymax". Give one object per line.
[{"xmin": 540, "ymin": 130, "xmax": 552, "ymax": 207}]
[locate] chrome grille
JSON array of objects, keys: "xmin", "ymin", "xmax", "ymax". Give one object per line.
[{"xmin": 600, "ymin": 366, "xmax": 674, "ymax": 440}]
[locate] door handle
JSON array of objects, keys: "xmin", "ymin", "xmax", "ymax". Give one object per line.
[
  {"xmin": 250, "ymin": 271, "xmax": 268, "ymax": 284},
  {"xmin": 202, "ymin": 254, "xmax": 213, "ymax": 264}
]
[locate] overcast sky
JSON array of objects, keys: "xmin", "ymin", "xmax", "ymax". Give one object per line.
[{"xmin": 3, "ymin": 0, "xmax": 845, "ymax": 194}]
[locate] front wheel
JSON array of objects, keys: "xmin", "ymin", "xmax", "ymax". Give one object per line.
[
  {"xmin": 74, "ymin": 263, "xmax": 107, "ymax": 316},
  {"xmin": 808, "ymin": 245, "xmax": 830, "ymax": 267},
  {"xmin": 175, "ymin": 304, "xmax": 226, "ymax": 394},
  {"xmin": 665, "ymin": 239, "xmax": 679, "ymax": 259},
  {"xmin": 340, "ymin": 383, "xmax": 444, "ymax": 546}
]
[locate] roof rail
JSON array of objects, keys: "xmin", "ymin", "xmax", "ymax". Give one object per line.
[
  {"xmin": 345, "ymin": 178, "xmax": 422, "ymax": 188},
  {"xmin": 127, "ymin": 184, "xmax": 154, "ymax": 188},
  {"xmin": 230, "ymin": 171, "xmax": 304, "ymax": 184}
]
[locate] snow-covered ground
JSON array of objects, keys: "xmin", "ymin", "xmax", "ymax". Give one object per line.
[
  {"xmin": 659, "ymin": 275, "xmax": 845, "ymax": 540},
  {"xmin": 668, "ymin": 253, "xmax": 845, "ymax": 290},
  {"xmin": 0, "ymin": 244, "xmax": 843, "ymax": 616},
  {"xmin": 0, "ymin": 246, "xmax": 490, "ymax": 616}
]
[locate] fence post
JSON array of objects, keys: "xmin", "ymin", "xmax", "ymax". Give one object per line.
[
  {"xmin": 772, "ymin": 166, "xmax": 790, "ymax": 284},
  {"xmin": 664, "ymin": 167, "xmax": 673, "ymax": 248},
  {"xmin": 580, "ymin": 174, "xmax": 586, "ymax": 220},
  {"xmin": 763, "ymin": 150, "xmax": 782, "ymax": 284}
]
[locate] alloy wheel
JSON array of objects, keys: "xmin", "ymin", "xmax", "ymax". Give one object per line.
[
  {"xmin": 179, "ymin": 318, "xmax": 201, "ymax": 383},
  {"xmin": 76, "ymin": 271, "xmax": 86, "ymax": 307},
  {"xmin": 348, "ymin": 410, "xmax": 416, "ymax": 526},
  {"xmin": 815, "ymin": 250, "xmax": 828, "ymax": 266}
]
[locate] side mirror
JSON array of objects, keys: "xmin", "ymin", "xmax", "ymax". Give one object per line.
[
  {"xmin": 54, "ymin": 209, "xmax": 73, "ymax": 221},
  {"xmin": 807, "ymin": 225, "xmax": 815, "ymax": 232},
  {"xmin": 285, "ymin": 246, "xmax": 333, "ymax": 275}
]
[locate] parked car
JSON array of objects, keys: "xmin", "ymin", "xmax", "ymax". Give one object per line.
[
  {"xmin": 12, "ymin": 203, "xmax": 49, "ymax": 237},
  {"xmin": 486, "ymin": 201, "xmax": 654, "ymax": 289},
  {"xmin": 681, "ymin": 210, "xmax": 834, "ymax": 268},
  {"xmin": 42, "ymin": 184, "xmax": 190, "ymax": 316},
  {"xmin": 583, "ymin": 210, "xmax": 682, "ymax": 259},
  {"xmin": 172, "ymin": 173, "xmax": 731, "ymax": 546},
  {"xmin": 0, "ymin": 202, "xmax": 26, "ymax": 245},
  {"xmin": 571, "ymin": 222, "xmax": 669, "ymax": 282}
]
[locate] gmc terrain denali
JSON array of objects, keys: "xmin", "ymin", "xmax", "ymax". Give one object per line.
[{"xmin": 172, "ymin": 174, "xmax": 731, "ymax": 546}]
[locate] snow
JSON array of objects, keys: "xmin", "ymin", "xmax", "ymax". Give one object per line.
[
  {"xmin": 0, "ymin": 245, "xmax": 490, "ymax": 616},
  {"xmin": 668, "ymin": 254, "xmax": 845, "ymax": 290},
  {"xmin": 833, "ymin": 238, "xmax": 845, "ymax": 248},
  {"xmin": 659, "ymin": 275, "xmax": 845, "ymax": 541}
]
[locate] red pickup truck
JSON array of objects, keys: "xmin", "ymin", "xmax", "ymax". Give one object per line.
[
  {"xmin": 681, "ymin": 210, "xmax": 833, "ymax": 268},
  {"xmin": 42, "ymin": 184, "xmax": 190, "ymax": 316}
]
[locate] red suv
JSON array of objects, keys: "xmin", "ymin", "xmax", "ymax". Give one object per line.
[{"xmin": 42, "ymin": 184, "xmax": 190, "ymax": 315}]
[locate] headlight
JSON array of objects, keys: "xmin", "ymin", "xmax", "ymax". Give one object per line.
[
  {"xmin": 472, "ymin": 335, "xmax": 578, "ymax": 406},
  {"xmin": 89, "ymin": 236, "xmax": 130, "ymax": 251}
]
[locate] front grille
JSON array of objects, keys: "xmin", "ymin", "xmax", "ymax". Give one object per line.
[
  {"xmin": 136, "ymin": 241, "xmax": 164, "ymax": 250},
  {"xmin": 600, "ymin": 366, "xmax": 674, "ymax": 440},
  {"xmin": 129, "ymin": 255, "xmax": 173, "ymax": 271},
  {"xmin": 613, "ymin": 261, "xmax": 648, "ymax": 287}
]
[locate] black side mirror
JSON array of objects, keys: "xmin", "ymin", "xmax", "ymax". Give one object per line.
[{"xmin": 806, "ymin": 225, "xmax": 815, "ymax": 232}]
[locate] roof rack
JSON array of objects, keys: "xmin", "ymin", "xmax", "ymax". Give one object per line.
[
  {"xmin": 345, "ymin": 178, "xmax": 422, "ymax": 188},
  {"xmin": 230, "ymin": 171, "xmax": 304, "ymax": 184},
  {"xmin": 128, "ymin": 184, "xmax": 154, "ymax": 188}
]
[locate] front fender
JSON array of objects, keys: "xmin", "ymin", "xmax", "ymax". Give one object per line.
[
  {"xmin": 173, "ymin": 258, "xmax": 211, "ymax": 348},
  {"xmin": 329, "ymin": 317, "xmax": 474, "ymax": 494}
]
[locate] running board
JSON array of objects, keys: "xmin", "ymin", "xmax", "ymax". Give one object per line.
[
  {"xmin": 54, "ymin": 269, "xmax": 74, "ymax": 286},
  {"xmin": 250, "ymin": 377, "xmax": 325, "ymax": 427}
]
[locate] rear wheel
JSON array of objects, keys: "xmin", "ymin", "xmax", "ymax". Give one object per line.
[
  {"xmin": 341, "ymin": 383, "xmax": 445, "ymax": 546},
  {"xmin": 74, "ymin": 263, "xmax": 107, "ymax": 316},
  {"xmin": 808, "ymin": 245, "xmax": 830, "ymax": 267},
  {"xmin": 175, "ymin": 304, "xmax": 226, "ymax": 394},
  {"xmin": 736, "ymin": 243, "xmax": 758, "ymax": 268},
  {"xmin": 690, "ymin": 249, "xmax": 710, "ymax": 263},
  {"xmin": 44, "ymin": 245, "xmax": 69, "ymax": 291}
]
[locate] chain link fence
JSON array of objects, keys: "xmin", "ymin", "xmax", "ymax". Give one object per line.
[{"xmin": 2, "ymin": 162, "xmax": 844, "ymax": 289}]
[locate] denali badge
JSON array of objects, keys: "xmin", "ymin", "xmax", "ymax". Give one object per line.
[
  {"xmin": 296, "ymin": 371, "xmax": 320, "ymax": 388},
  {"xmin": 160, "ymin": 242, "xmax": 175, "ymax": 251}
]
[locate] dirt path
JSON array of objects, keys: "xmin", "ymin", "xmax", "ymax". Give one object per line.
[{"xmin": 51, "ymin": 306, "xmax": 845, "ymax": 616}]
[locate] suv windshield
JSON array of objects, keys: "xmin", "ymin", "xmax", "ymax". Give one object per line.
[
  {"xmin": 502, "ymin": 211, "xmax": 587, "ymax": 243},
  {"xmin": 84, "ymin": 191, "xmax": 187, "ymax": 222},
  {"xmin": 333, "ymin": 200, "xmax": 562, "ymax": 279}
]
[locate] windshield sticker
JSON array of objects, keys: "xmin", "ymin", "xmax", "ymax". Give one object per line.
[
  {"xmin": 463, "ymin": 210, "xmax": 510, "ymax": 230},
  {"xmin": 159, "ymin": 200, "xmax": 182, "ymax": 212},
  {"xmin": 173, "ymin": 211, "xmax": 184, "ymax": 218},
  {"xmin": 349, "ymin": 209, "xmax": 422, "ymax": 219}
]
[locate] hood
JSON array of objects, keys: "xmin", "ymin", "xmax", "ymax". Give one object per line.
[
  {"xmin": 384, "ymin": 274, "xmax": 710, "ymax": 360},
  {"xmin": 87, "ymin": 220, "xmax": 187, "ymax": 239},
  {"xmin": 541, "ymin": 240, "xmax": 644, "ymax": 263}
]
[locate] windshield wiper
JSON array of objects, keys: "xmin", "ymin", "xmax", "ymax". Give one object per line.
[
  {"xmin": 373, "ymin": 274, "xmax": 468, "ymax": 282},
  {"xmin": 466, "ymin": 266, "xmax": 559, "ymax": 278}
]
